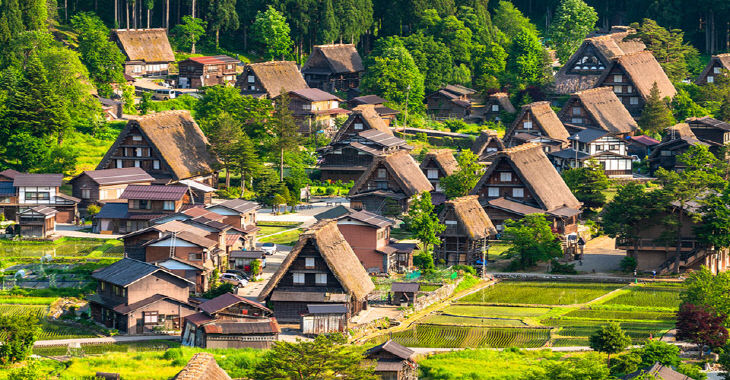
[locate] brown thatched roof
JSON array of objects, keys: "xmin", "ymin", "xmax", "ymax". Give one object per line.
[
  {"xmin": 303, "ymin": 44, "xmax": 364, "ymax": 74},
  {"xmin": 112, "ymin": 29, "xmax": 175, "ymax": 63},
  {"xmin": 665, "ymin": 123, "xmax": 697, "ymax": 140},
  {"xmin": 443, "ymin": 195, "xmax": 496, "ymax": 239},
  {"xmin": 349, "ymin": 150, "xmax": 433, "ymax": 197},
  {"xmin": 98, "ymin": 111, "xmax": 219, "ymax": 181},
  {"xmin": 258, "ymin": 220, "xmax": 374, "ymax": 302},
  {"xmin": 603, "ymin": 51, "xmax": 676, "ymax": 100},
  {"xmin": 332, "ymin": 104, "xmax": 392, "ymax": 142},
  {"xmin": 471, "ymin": 143, "xmax": 581, "ymax": 212},
  {"xmin": 174, "ymin": 353, "xmax": 231, "ymax": 380},
  {"xmin": 506, "ymin": 102, "xmax": 570, "ymax": 143},
  {"xmin": 695, "ymin": 53, "xmax": 730, "ymax": 84},
  {"xmin": 472, "ymin": 130, "xmax": 505, "ymax": 157},
  {"xmin": 563, "ymin": 87, "xmax": 639, "ymax": 134},
  {"xmin": 420, "ymin": 150, "xmax": 459, "ymax": 176},
  {"xmin": 490, "ymin": 92, "xmax": 516, "ymax": 113},
  {"xmin": 248, "ymin": 61, "xmax": 308, "ymax": 97}
]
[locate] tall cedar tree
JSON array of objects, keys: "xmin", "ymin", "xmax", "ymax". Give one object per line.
[
  {"xmin": 172, "ymin": 16, "xmax": 207, "ymax": 54},
  {"xmin": 272, "ymin": 91, "xmax": 299, "ymax": 182},
  {"xmin": 655, "ymin": 145, "xmax": 726, "ymax": 272},
  {"xmin": 676, "ymin": 303, "xmax": 728, "ymax": 355},
  {"xmin": 441, "ymin": 150, "xmax": 484, "ymax": 199},
  {"xmin": 361, "ymin": 42, "xmax": 425, "ymax": 115},
  {"xmin": 71, "ymin": 12, "xmax": 126, "ymax": 97},
  {"xmin": 492, "ymin": 0, "xmax": 539, "ymax": 44},
  {"xmin": 403, "ymin": 191, "xmax": 446, "ymax": 255},
  {"xmin": 602, "ymin": 183, "xmax": 665, "ymax": 259},
  {"xmin": 0, "ymin": 0, "xmax": 23, "ymax": 46},
  {"xmin": 208, "ymin": 113, "xmax": 244, "ymax": 189},
  {"xmin": 628, "ymin": 19, "xmax": 699, "ymax": 82},
  {"xmin": 561, "ymin": 158, "xmax": 610, "ymax": 212},
  {"xmin": 502, "ymin": 214, "xmax": 562, "ymax": 269},
  {"xmin": 252, "ymin": 6, "xmax": 292, "ymax": 60},
  {"xmin": 207, "ymin": 0, "xmax": 239, "ymax": 49},
  {"xmin": 251, "ymin": 334, "xmax": 376, "ymax": 380},
  {"xmin": 237, "ymin": 132, "xmax": 261, "ymax": 195},
  {"xmin": 589, "ymin": 322, "xmax": 631, "ymax": 366},
  {"xmin": 548, "ymin": 0, "xmax": 598, "ymax": 63},
  {"xmin": 638, "ymin": 82, "xmax": 675, "ymax": 135}
]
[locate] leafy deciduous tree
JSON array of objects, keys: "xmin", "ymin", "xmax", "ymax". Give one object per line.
[
  {"xmin": 403, "ymin": 191, "xmax": 446, "ymax": 254},
  {"xmin": 501, "ymin": 214, "xmax": 562, "ymax": 269},
  {"xmin": 252, "ymin": 6, "xmax": 292, "ymax": 60},
  {"xmin": 548, "ymin": 0, "xmax": 598, "ymax": 63},
  {"xmin": 676, "ymin": 303, "xmax": 728, "ymax": 355},
  {"xmin": 172, "ymin": 16, "xmax": 207, "ymax": 54},
  {"xmin": 562, "ymin": 159, "xmax": 610, "ymax": 212},
  {"xmin": 441, "ymin": 150, "xmax": 484, "ymax": 199},
  {"xmin": 589, "ymin": 322, "xmax": 631, "ymax": 366}
]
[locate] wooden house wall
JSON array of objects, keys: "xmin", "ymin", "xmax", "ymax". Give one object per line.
[
  {"xmin": 474, "ymin": 161, "xmax": 539, "ymax": 207},
  {"xmin": 483, "ymin": 98, "xmax": 509, "ymax": 121},
  {"xmin": 123, "ymin": 61, "xmax": 170, "ymax": 77},
  {"xmin": 597, "ymin": 66, "xmax": 643, "ymax": 116},
  {"xmin": 506, "ymin": 111, "xmax": 554, "ymax": 146},
  {"xmin": 689, "ymin": 125, "xmax": 730, "ymax": 145},
  {"xmin": 126, "ymin": 299, "xmax": 195, "ymax": 334},
  {"xmin": 426, "ymin": 94, "xmax": 469, "ymax": 119},
  {"xmin": 98, "ymin": 125, "xmax": 172, "ymax": 179},
  {"xmin": 697, "ymin": 60, "xmax": 726, "ymax": 85},
  {"xmin": 127, "ymin": 272, "xmax": 191, "ymax": 304},
  {"xmin": 322, "ymin": 146, "xmax": 375, "ymax": 168},
  {"xmin": 237, "ymin": 67, "xmax": 271, "ymax": 97},
  {"xmin": 335, "ymin": 114, "xmax": 370, "ymax": 143}
]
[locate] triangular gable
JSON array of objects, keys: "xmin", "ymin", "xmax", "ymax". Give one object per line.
[
  {"xmin": 349, "ymin": 151, "xmax": 433, "ymax": 197},
  {"xmin": 504, "ymin": 102, "xmax": 569, "ymax": 145}
]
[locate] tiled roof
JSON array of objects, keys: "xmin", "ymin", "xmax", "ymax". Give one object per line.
[
  {"xmin": 77, "ymin": 168, "xmax": 154, "ymax": 186},
  {"xmin": 13, "ymin": 173, "xmax": 63, "ymax": 187},
  {"xmin": 290, "ymin": 88, "xmax": 341, "ymax": 102},
  {"xmin": 210, "ymin": 199, "xmax": 259, "ymax": 214},
  {"xmin": 306, "ymin": 304, "xmax": 348, "ymax": 314},
  {"xmin": 338, "ymin": 210, "xmax": 394, "ymax": 228},
  {"xmin": 91, "ymin": 258, "xmax": 189, "ymax": 287},
  {"xmin": 121, "ymin": 185, "xmax": 188, "ymax": 200},
  {"xmin": 199, "ymin": 292, "xmax": 271, "ymax": 316},
  {"xmin": 391, "ymin": 282, "xmax": 420, "ymax": 293}
]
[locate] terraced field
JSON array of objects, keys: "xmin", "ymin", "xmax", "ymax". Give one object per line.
[
  {"xmin": 459, "ymin": 281, "xmax": 622, "ymax": 305},
  {"xmin": 380, "ymin": 324, "xmax": 551, "ymax": 348},
  {"xmin": 0, "ymin": 304, "xmax": 97, "ymax": 340}
]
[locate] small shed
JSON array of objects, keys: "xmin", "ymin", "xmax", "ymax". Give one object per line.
[
  {"xmin": 364, "ymin": 340, "xmax": 418, "ymax": 380},
  {"xmin": 229, "ymin": 250, "xmax": 266, "ymax": 271},
  {"xmin": 390, "ymin": 282, "xmax": 420, "ymax": 305},
  {"xmin": 19, "ymin": 206, "xmax": 57, "ymax": 238},
  {"xmin": 301, "ymin": 304, "xmax": 348, "ymax": 335}
]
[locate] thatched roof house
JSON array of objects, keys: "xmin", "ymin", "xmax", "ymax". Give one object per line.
[
  {"xmin": 332, "ymin": 104, "xmax": 392, "ymax": 143},
  {"xmin": 111, "ymin": 29, "xmax": 175, "ymax": 77},
  {"xmin": 301, "ymin": 44, "xmax": 364, "ymax": 92},
  {"xmin": 553, "ymin": 27, "xmax": 646, "ymax": 94},
  {"xmin": 420, "ymin": 150, "xmax": 459, "ymax": 197},
  {"xmin": 173, "ymin": 353, "xmax": 232, "ymax": 380},
  {"xmin": 696, "ymin": 53, "xmax": 730, "ymax": 85},
  {"xmin": 481, "ymin": 92, "xmax": 517, "ymax": 122},
  {"xmin": 435, "ymin": 195, "xmax": 496, "ymax": 265},
  {"xmin": 503, "ymin": 102, "xmax": 570, "ymax": 149},
  {"xmin": 365, "ymin": 340, "xmax": 418, "ymax": 379},
  {"xmin": 97, "ymin": 111, "xmax": 219, "ymax": 185},
  {"xmin": 471, "ymin": 143, "xmax": 581, "ymax": 235},
  {"xmin": 559, "ymin": 87, "xmax": 639, "ymax": 135},
  {"xmin": 443, "ymin": 195, "xmax": 496, "ymax": 240},
  {"xmin": 598, "ymin": 51, "xmax": 676, "ymax": 100},
  {"xmin": 349, "ymin": 150, "xmax": 433, "ymax": 215},
  {"xmin": 471, "ymin": 130, "xmax": 505, "ymax": 163},
  {"xmin": 258, "ymin": 220, "xmax": 374, "ymax": 322},
  {"xmin": 237, "ymin": 61, "xmax": 308, "ymax": 98}
]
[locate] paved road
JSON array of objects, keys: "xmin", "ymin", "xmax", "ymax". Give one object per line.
[
  {"xmin": 34, "ymin": 334, "xmax": 180, "ymax": 347},
  {"xmin": 55, "ymin": 224, "xmax": 123, "ymax": 239},
  {"xmin": 237, "ymin": 245, "xmax": 292, "ymax": 299},
  {"xmin": 570, "ymin": 236, "xmax": 625, "ymax": 273}
]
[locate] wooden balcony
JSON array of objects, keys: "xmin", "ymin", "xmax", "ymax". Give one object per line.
[{"xmin": 617, "ymin": 238, "xmax": 698, "ymax": 252}]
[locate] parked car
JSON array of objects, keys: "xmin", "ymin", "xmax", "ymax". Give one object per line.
[
  {"xmin": 261, "ymin": 242, "xmax": 277, "ymax": 255},
  {"xmin": 220, "ymin": 273, "xmax": 248, "ymax": 287},
  {"xmin": 225, "ymin": 270, "xmax": 251, "ymax": 281}
]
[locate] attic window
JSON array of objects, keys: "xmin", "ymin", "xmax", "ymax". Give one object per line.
[
  {"xmin": 305, "ymin": 257, "xmax": 315, "ymax": 268},
  {"xmin": 116, "ymin": 160, "xmax": 123, "ymax": 169},
  {"xmin": 613, "ymin": 86, "xmax": 622, "ymax": 94},
  {"xmin": 247, "ymin": 75, "xmax": 255, "ymax": 83},
  {"xmin": 377, "ymin": 168, "xmax": 387, "ymax": 179},
  {"xmin": 427, "ymin": 169, "xmax": 439, "ymax": 179},
  {"xmin": 445, "ymin": 220, "xmax": 457, "ymax": 225},
  {"xmin": 715, "ymin": 67, "xmax": 722, "ymax": 74},
  {"xmin": 153, "ymin": 160, "xmax": 160, "ymax": 170},
  {"xmin": 571, "ymin": 118, "xmax": 583, "ymax": 124},
  {"xmin": 523, "ymin": 121, "xmax": 533, "ymax": 129},
  {"xmin": 354, "ymin": 123, "xmax": 364, "ymax": 130},
  {"xmin": 491, "ymin": 105, "xmax": 499, "ymax": 112},
  {"xmin": 572, "ymin": 108, "xmax": 581, "ymax": 116},
  {"xmin": 132, "ymin": 135, "xmax": 142, "ymax": 141},
  {"xmin": 316, "ymin": 273, "xmax": 327, "ymax": 285},
  {"xmin": 500, "ymin": 172, "xmax": 512, "ymax": 182},
  {"xmin": 293, "ymin": 273, "xmax": 305, "ymax": 284},
  {"xmin": 487, "ymin": 187, "xmax": 499, "ymax": 197},
  {"xmin": 630, "ymin": 97, "xmax": 639, "ymax": 105},
  {"xmin": 486, "ymin": 147, "xmax": 497, "ymax": 152},
  {"xmin": 708, "ymin": 76, "xmax": 715, "ymax": 83},
  {"xmin": 512, "ymin": 188, "xmax": 524, "ymax": 198},
  {"xmin": 613, "ymin": 74, "xmax": 623, "ymax": 82}
]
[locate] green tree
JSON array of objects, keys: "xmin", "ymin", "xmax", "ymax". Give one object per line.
[
  {"xmin": 506, "ymin": 28, "xmax": 551, "ymax": 88},
  {"xmin": 681, "ymin": 267, "xmax": 730, "ymax": 317},
  {"xmin": 589, "ymin": 322, "xmax": 631, "ymax": 366},
  {"xmin": 548, "ymin": 0, "xmax": 598, "ymax": 63},
  {"xmin": 237, "ymin": 132, "xmax": 261, "ymax": 195},
  {"xmin": 676, "ymin": 303, "xmax": 728, "ymax": 355},
  {"xmin": 403, "ymin": 191, "xmax": 446, "ymax": 254},
  {"xmin": 638, "ymin": 82, "xmax": 676, "ymax": 135},
  {"xmin": 70, "ymin": 12, "xmax": 126, "ymax": 97},
  {"xmin": 696, "ymin": 183, "xmax": 730, "ymax": 252},
  {"xmin": 207, "ymin": 0, "xmax": 239, "ymax": 49},
  {"xmin": 362, "ymin": 42, "xmax": 425, "ymax": 115},
  {"xmin": 252, "ymin": 6, "xmax": 292, "ymax": 60},
  {"xmin": 501, "ymin": 214, "xmax": 562, "ymax": 269},
  {"xmin": 473, "ymin": 42, "xmax": 507, "ymax": 91},
  {"xmin": 317, "ymin": 0, "xmax": 339, "ymax": 44},
  {"xmin": 208, "ymin": 113, "xmax": 244, "ymax": 189},
  {"xmin": 0, "ymin": 0, "xmax": 23, "ymax": 46},
  {"xmin": 272, "ymin": 91, "xmax": 299, "ymax": 182},
  {"xmin": 671, "ymin": 88, "xmax": 709, "ymax": 121},
  {"xmin": 402, "ymin": 33, "xmax": 454, "ymax": 92},
  {"xmin": 441, "ymin": 150, "xmax": 484, "ymax": 199},
  {"xmin": 561, "ymin": 159, "xmax": 610, "ymax": 212},
  {"xmin": 172, "ymin": 16, "xmax": 207, "ymax": 54},
  {"xmin": 0, "ymin": 314, "xmax": 40, "ymax": 365},
  {"xmin": 493, "ymin": 1, "xmax": 538, "ymax": 44},
  {"xmin": 138, "ymin": 92, "xmax": 152, "ymax": 115},
  {"xmin": 251, "ymin": 334, "xmax": 376, "ymax": 380},
  {"xmin": 628, "ymin": 19, "xmax": 699, "ymax": 82}
]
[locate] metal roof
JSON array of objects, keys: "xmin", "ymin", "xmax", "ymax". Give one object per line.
[
  {"xmin": 290, "ymin": 88, "xmax": 342, "ymax": 102},
  {"xmin": 338, "ymin": 210, "xmax": 394, "ymax": 228},
  {"xmin": 365, "ymin": 340, "xmax": 415, "ymax": 360},
  {"xmin": 211, "ymin": 55, "xmax": 241, "ymax": 64},
  {"xmin": 568, "ymin": 128, "xmax": 609, "ymax": 143},
  {"xmin": 77, "ymin": 168, "xmax": 154, "ymax": 186},
  {"xmin": 92, "ymin": 258, "xmax": 192, "ymax": 287},
  {"xmin": 210, "ymin": 199, "xmax": 259, "ymax": 214},
  {"xmin": 13, "ymin": 173, "xmax": 63, "ymax": 187},
  {"xmin": 350, "ymin": 94, "xmax": 387, "ymax": 105},
  {"xmin": 391, "ymin": 282, "xmax": 420, "ymax": 293},
  {"xmin": 358, "ymin": 129, "xmax": 407, "ymax": 147},
  {"xmin": 21, "ymin": 206, "xmax": 57, "ymax": 217},
  {"xmin": 306, "ymin": 304, "xmax": 348, "ymax": 314},
  {"xmin": 229, "ymin": 250, "xmax": 265, "ymax": 259},
  {"xmin": 314, "ymin": 205, "xmax": 354, "ymax": 220},
  {"xmin": 188, "ymin": 56, "xmax": 225, "ymax": 65},
  {"xmin": 120, "ymin": 185, "xmax": 188, "ymax": 200},
  {"xmin": 549, "ymin": 148, "xmax": 591, "ymax": 160},
  {"xmin": 177, "ymin": 179, "xmax": 216, "ymax": 193},
  {"xmin": 199, "ymin": 292, "xmax": 271, "ymax": 316},
  {"xmin": 0, "ymin": 182, "xmax": 15, "ymax": 196},
  {"xmin": 94, "ymin": 202, "xmax": 129, "ymax": 219}
]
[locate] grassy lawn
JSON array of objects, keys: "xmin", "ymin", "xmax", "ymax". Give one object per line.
[
  {"xmin": 63, "ymin": 123, "xmax": 124, "ymax": 175},
  {"xmin": 459, "ymin": 282, "xmax": 623, "ymax": 305},
  {"xmin": 0, "ymin": 237, "xmax": 123, "ymax": 259},
  {"xmin": 419, "ymin": 348, "xmax": 567, "ymax": 380},
  {"xmin": 444, "ymin": 305, "xmax": 551, "ymax": 318},
  {"xmin": 257, "ymin": 226, "xmax": 289, "ymax": 236},
  {"xmin": 258, "ymin": 229, "xmax": 303, "ymax": 246}
]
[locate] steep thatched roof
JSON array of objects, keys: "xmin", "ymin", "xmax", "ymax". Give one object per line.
[
  {"xmin": 602, "ymin": 51, "xmax": 676, "ymax": 100},
  {"xmin": 443, "ymin": 195, "xmax": 496, "ymax": 239},
  {"xmin": 665, "ymin": 123, "xmax": 697, "ymax": 140},
  {"xmin": 247, "ymin": 61, "xmax": 308, "ymax": 97},
  {"xmin": 696, "ymin": 53, "xmax": 730, "ymax": 84},
  {"xmin": 471, "ymin": 143, "xmax": 581, "ymax": 212},
  {"xmin": 98, "ymin": 111, "xmax": 219, "ymax": 181},
  {"xmin": 112, "ymin": 29, "xmax": 175, "ymax": 63},
  {"xmin": 420, "ymin": 150, "xmax": 459, "ymax": 176},
  {"xmin": 506, "ymin": 102, "xmax": 570, "ymax": 143},
  {"xmin": 303, "ymin": 44, "xmax": 364, "ymax": 74},
  {"xmin": 173, "ymin": 353, "xmax": 231, "ymax": 380},
  {"xmin": 489, "ymin": 92, "xmax": 516, "ymax": 113},
  {"xmin": 349, "ymin": 150, "xmax": 433, "ymax": 197},
  {"xmin": 258, "ymin": 220, "xmax": 374, "ymax": 302},
  {"xmin": 332, "ymin": 104, "xmax": 392, "ymax": 142},
  {"xmin": 562, "ymin": 87, "xmax": 639, "ymax": 134},
  {"xmin": 472, "ymin": 130, "xmax": 505, "ymax": 158}
]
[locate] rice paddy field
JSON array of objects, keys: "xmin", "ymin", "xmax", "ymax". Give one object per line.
[
  {"xmin": 0, "ymin": 238, "xmax": 124, "ymax": 259},
  {"xmin": 0, "ymin": 304, "xmax": 97, "ymax": 341},
  {"xmin": 374, "ymin": 281, "xmax": 683, "ymax": 349}
]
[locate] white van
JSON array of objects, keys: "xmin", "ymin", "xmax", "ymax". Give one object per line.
[{"xmin": 152, "ymin": 88, "xmax": 177, "ymax": 101}]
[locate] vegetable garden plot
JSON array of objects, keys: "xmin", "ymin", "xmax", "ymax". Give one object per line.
[
  {"xmin": 459, "ymin": 282, "xmax": 622, "ymax": 305},
  {"xmin": 384, "ymin": 324, "xmax": 550, "ymax": 348},
  {"xmin": 603, "ymin": 287, "xmax": 682, "ymax": 309},
  {"xmin": 563, "ymin": 309, "xmax": 676, "ymax": 321}
]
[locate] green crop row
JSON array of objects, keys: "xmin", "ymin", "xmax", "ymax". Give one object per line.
[
  {"xmin": 460, "ymin": 282, "xmax": 623, "ymax": 305},
  {"xmin": 382, "ymin": 324, "xmax": 550, "ymax": 348}
]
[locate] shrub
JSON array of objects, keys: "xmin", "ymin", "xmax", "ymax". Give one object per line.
[
  {"xmin": 163, "ymin": 348, "xmax": 183, "ymax": 360},
  {"xmin": 620, "ymin": 256, "xmax": 638, "ymax": 273},
  {"xmin": 413, "ymin": 251, "xmax": 435, "ymax": 273},
  {"xmin": 452, "ymin": 265, "xmax": 477, "ymax": 276},
  {"xmin": 325, "ymin": 187, "xmax": 336, "ymax": 195},
  {"xmin": 550, "ymin": 260, "xmax": 578, "ymax": 274},
  {"xmin": 86, "ymin": 204, "xmax": 101, "ymax": 216}
]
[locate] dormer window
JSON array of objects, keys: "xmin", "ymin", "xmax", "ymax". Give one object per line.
[
  {"xmin": 305, "ymin": 257, "xmax": 315, "ymax": 268},
  {"xmin": 354, "ymin": 123, "xmax": 364, "ymax": 130},
  {"xmin": 613, "ymin": 74, "xmax": 623, "ymax": 82},
  {"xmin": 523, "ymin": 121, "xmax": 533, "ymax": 129}
]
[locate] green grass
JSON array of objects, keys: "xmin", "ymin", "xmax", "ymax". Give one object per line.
[
  {"xmin": 63, "ymin": 123, "xmax": 124, "ymax": 174},
  {"xmin": 562, "ymin": 309, "xmax": 676, "ymax": 321},
  {"xmin": 444, "ymin": 305, "xmax": 551, "ymax": 318},
  {"xmin": 0, "ymin": 238, "xmax": 122, "ymax": 258},
  {"xmin": 460, "ymin": 282, "xmax": 622, "ymax": 305},
  {"xmin": 420, "ymin": 314, "xmax": 526, "ymax": 327},
  {"xmin": 379, "ymin": 324, "xmax": 550, "ymax": 348},
  {"xmin": 544, "ymin": 318, "xmax": 673, "ymax": 343},
  {"xmin": 258, "ymin": 229, "xmax": 303, "ymax": 246},
  {"xmin": 33, "ymin": 340, "xmax": 179, "ymax": 357},
  {"xmin": 453, "ymin": 274, "xmax": 480, "ymax": 294},
  {"xmin": 0, "ymin": 296, "xmax": 57, "ymax": 305},
  {"xmin": 418, "ymin": 348, "xmax": 565, "ymax": 380},
  {"xmin": 257, "ymin": 226, "xmax": 289, "ymax": 236},
  {"xmin": 487, "ymin": 242, "xmax": 513, "ymax": 257},
  {"xmin": 603, "ymin": 286, "xmax": 682, "ymax": 309}
]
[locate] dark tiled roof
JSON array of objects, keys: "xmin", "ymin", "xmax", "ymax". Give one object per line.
[
  {"xmin": 21, "ymin": 206, "xmax": 57, "ymax": 217},
  {"xmin": 549, "ymin": 148, "xmax": 592, "ymax": 160},
  {"xmin": 358, "ymin": 129, "xmax": 407, "ymax": 147},
  {"xmin": 387, "ymin": 242, "xmax": 417, "ymax": 253},
  {"xmin": 290, "ymin": 88, "xmax": 341, "ymax": 102},
  {"xmin": 391, "ymin": 282, "xmax": 420, "ymax": 293},
  {"xmin": 314, "ymin": 205, "xmax": 354, "ymax": 220},
  {"xmin": 13, "ymin": 173, "xmax": 63, "ymax": 187},
  {"xmin": 229, "ymin": 250, "xmax": 265, "ymax": 259},
  {"xmin": 350, "ymin": 95, "xmax": 387, "ymax": 105},
  {"xmin": 121, "ymin": 185, "xmax": 188, "ymax": 200},
  {"xmin": 202, "ymin": 319, "xmax": 280, "ymax": 335},
  {"xmin": 199, "ymin": 292, "xmax": 272, "ymax": 316},
  {"xmin": 113, "ymin": 294, "xmax": 190, "ymax": 314},
  {"xmin": 630, "ymin": 135, "xmax": 660, "ymax": 146},
  {"xmin": 210, "ymin": 199, "xmax": 259, "ymax": 214},
  {"xmin": 569, "ymin": 128, "xmax": 609, "ymax": 143},
  {"xmin": 338, "ymin": 210, "xmax": 394, "ymax": 228},
  {"xmin": 0, "ymin": 169, "xmax": 20, "ymax": 180},
  {"xmin": 145, "ymin": 230, "xmax": 218, "ymax": 248},
  {"xmin": 366, "ymin": 340, "xmax": 415, "ymax": 360},
  {"xmin": 187, "ymin": 216, "xmax": 230, "ymax": 231},
  {"xmin": 94, "ymin": 203, "xmax": 129, "ymax": 219},
  {"xmin": 306, "ymin": 304, "xmax": 348, "ymax": 314},
  {"xmin": 77, "ymin": 168, "xmax": 155, "ymax": 186},
  {"xmin": 92, "ymin": 258, "xmax": 162, "ymax": 286}
]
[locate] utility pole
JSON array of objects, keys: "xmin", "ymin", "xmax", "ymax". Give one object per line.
[
  {"xmin": 403, "ymin": 85, "xmax": 411, "ymax": 132},
  {"xmin": 481, "ymin": 231, "xmax": 490, "ymax": 279}
]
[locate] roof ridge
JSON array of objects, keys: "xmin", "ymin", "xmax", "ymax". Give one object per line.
[{"xmin": 503, "ymin": 142, "xmax": 542, "ymax": 155}]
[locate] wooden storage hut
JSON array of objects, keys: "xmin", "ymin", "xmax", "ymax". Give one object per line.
[
  {"xmin": 364, "ymin": 340, "xmax": 418, "ymax": 380},
  {"xmin": 18, "ymin": 206, "xmax": 57, "ymax": 238},
  {"xmin": 503, "ymin": 102, "xmax": 570, "ymax": 152},
  {"xmin": 435, "ymin": 195, "xmax": 496, "ymax": 266},
  {"xmin": 696, "ymin": 53, "xmax": 730, "ymax": 85},
  {"xmin": 390, "ymin": 282, "xmax": 419, "ymax": 306},
  {"xmin": 301, "ymin": 304, "xmax": 349, "ymax": 334}
]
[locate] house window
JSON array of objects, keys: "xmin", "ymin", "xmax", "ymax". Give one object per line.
[
  {"xmin": 100, "ymin": 282, "xmax": 105, "ymax": 291},
  {"xmin": 134, "ymin": 160, "xmax": 140, "ymax": 168},
  {"xmin": 136, "ymin": 148, "xmax": 143, "ymax": 157},
  {"xmin": 445, "ymin": 220, "xmax": 457, "ymax": 225},
  {"xmin": 715, "ymin": 67, "xmax": 722, "ymax": 74},
  {"xmin": 630, "ymin": 97, "xmax": 639, "ymax": 105},
  {"xmin": 572, "ymin": 107, "xmax": 581, "ymax": 116},
  {"xmin": 293, "ymin": 273, "xmax": 305, "ymax": 284},
  {"xmin": 315, "ymin": 273, "xmax": 327, "ymax": 285},
  {"xmin": 487, "ymin": 187, "xmax": 499, "ymax": 197},
  {"xmin": 305, "ymin": 257, "xmax": 315, "ymax": 268},
  {"xmin": 376, "ymin": 181, "xmax": 388, "ymax": 190},
  {"xmin": 512, "ymin": 188, "xmax": 524, "ymax": 198},
  {"xmin": 163, "ymin": 201, "xmax": 175, "ymax": 211},
  {"xmin": 134, "ymin": 65, "xmax": 142, "ymax": 73},
  {"xmin": 427, "ymin": 169, "xmax": 439, "ymax": 179},
  {"xmin": 113, "ymin": 285, "xmax": 122, "ymax": 297},
  {"xmin": 227, "ymin": 64, "xmax": 233, "ymax": 70},
  {"xmin": 354, "ymin": 123, "xmax": 364, "ymax": 130},
  {"xmin": 571, "ymin": 118, "xmax": 582, "ymax": 124},
  {"xmin": 500, "ymin": 172, "xmax": 512, "ymax": 182},
  {"xmin": 188, "ymin": 253, "xmax": 202, "ymax": 261},
  {"xmin": 143, "ymin": 311, "xmax": 159, "ymax": 325},
  {"xmin": 81, "ymin": 189, "xmax": 91, "ymax": 199},
  {"xmin": 116, "ymin": 160, "xmax": 123, "ymax": 169},
  {"xmin": 138, "ymin": 200, "xmax": 151, "ymax": 209},
  {"xmin": 247, "ymin": 75, "xmax": 255, "ymax": 83},
  {"xmin": 708, "ymin": 76, "xmax": 715, "ymax": 83},
  {"xmin": 377, "ymin": 168, "xmax": 387, "ymax": 179},
  {"xmin": 626, "ymin": 86, "xmax": 633, "ymax": 93},
  {"xmin": 25, "ymin": 192, "xmax": 50, "ymax": 201},
  {"xmin": 153, "ymin": 160, "xmax": 160, "ymax": 170},
  {"xmin": 523, "ymin": 121, "xmax": 533, "ymax": 129},
  {"xmin": 613, "ymin": 74, "xmax": 623, "ymax": 82},
  {"xmin": 249, "ymin": 85, "xmax": 256, "ymax": 91},
  {"xmin": 609, "ymin": 144, "xmax": 619, "ymax": 150},
  {"xmin": 334, "ymin": 149, "xmax": 342, "ymax": 155},
  {"xmin": 613, "ymin": 86, "xmax": 622, "ymax": 93},
  {"xmin": 486, "ymin": 147, "xmax": 497, "ymax": 153},
  {"xmin": 491, "ymin": 105, "xmax": 499, "ymax": 112},
  {"xmin": 132, "ymin": 135, "xmax": 142, "ymax": 141},
  {"xmin": 661, "ymin": 150, "xmax": 672, "ymax": 156}
]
